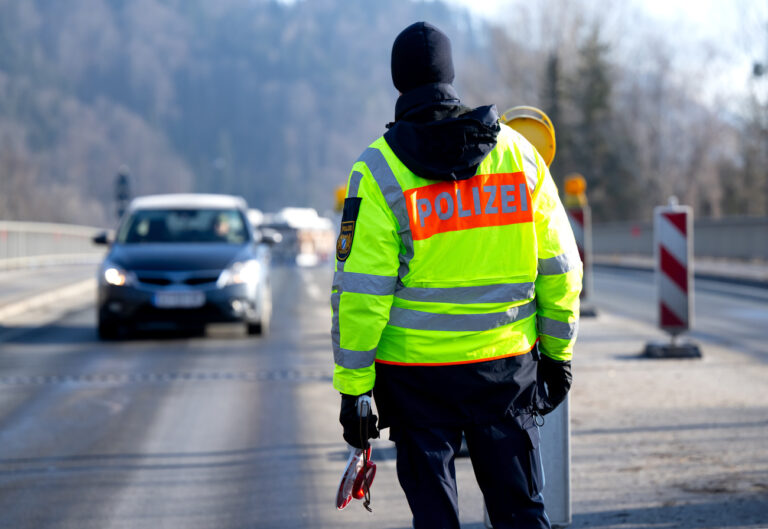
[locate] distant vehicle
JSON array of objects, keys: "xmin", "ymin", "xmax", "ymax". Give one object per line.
[
  {"xmin": 93, "ymin": 193, "xmax": 278, "ymax": 339},
  {"xmin": 259, "ymin": 207, "xmax": 335, "ymax": 266}
]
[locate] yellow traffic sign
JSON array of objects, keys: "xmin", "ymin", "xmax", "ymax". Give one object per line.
[
  {"xmin": 563, "ymin": 172, "xmax": 587, "ymax": 207},
  {"xmin": 334, "ymin": 185, "xmax": 346, "ymax": 213},
  {"xmin": 500, "ymin": 106, "xmax": 556, "ymax": 167}
]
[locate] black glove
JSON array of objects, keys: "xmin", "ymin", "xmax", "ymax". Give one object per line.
[
  {"xmin": 536, "ymin": 355, "xmax": 572, "ymax": 416},
  {"xmin": 339, "ymin": 392, "xmax": 380, "ymax": 449}
]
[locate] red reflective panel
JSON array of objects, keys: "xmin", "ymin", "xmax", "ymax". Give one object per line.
[
  {"xmin": 663, "ymin": 212, "xmax": 687, "ymax": 236},
  {"xmin": 660, "ymin": 301, "xmax": 685, "ymax": 328},
  {"xmin": 659, "ymin": 245, "xmax": 688, "ymax": 292},
  {"xmin": 404, "ymin": 172, "xmax": 533, "ymax": 241}
]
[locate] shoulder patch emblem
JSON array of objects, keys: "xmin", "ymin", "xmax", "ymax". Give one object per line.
[
  {"xmin": 336, "ymin": 197, "xmax": 362, "ymax": 261},
  {"xmin": 336, "ymin": 221, "xmax": 355, "ymax": 261}
]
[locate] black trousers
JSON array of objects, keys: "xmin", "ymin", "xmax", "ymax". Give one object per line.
[{"xmin": 392, "ymin": 414, "xmax": 550, "ymax": 529}]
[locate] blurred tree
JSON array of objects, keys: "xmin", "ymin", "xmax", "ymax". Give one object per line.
[
  {"xmin": 722, "ymin": 94, "xmax": 768, "ymax": 216},
  {"xmin": 0, "ymin": 0, "xmax": 763, "ymax": 226},
  {"xmin": 567, "ymin": 25, "xmax": 640, "ymax": 221},
  {"xmin": 542, "ymin": 51, "xmax": 578, "ymax": 185}
]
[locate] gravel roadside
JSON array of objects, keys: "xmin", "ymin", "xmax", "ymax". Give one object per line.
[{"xmin": 570, "ymin": 311, "xmax": 768, "ymax": 528}]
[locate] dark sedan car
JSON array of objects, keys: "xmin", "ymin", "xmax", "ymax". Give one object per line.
[{"xmin": 94, "ymin": 194, "xmax": 275, "ymax": 339}]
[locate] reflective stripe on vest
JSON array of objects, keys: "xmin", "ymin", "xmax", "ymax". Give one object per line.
[
  {"xmin": 335, "ymin": 345, "xmax": 377, "ymax": 369},
  {"xmin": 395, "ymin": 282, "xmax": 535, "ymax": 304},
  {"xmin": 538, "ymin": 252, "xmax": 580, "ymax": 276},
  {"xmin": 333, "ymin": 270, "xmax": 397, "ymax": 296},
  {"xmin": 347, "ymin": 170, "xmax": 364, "ymax": 198},
  {"xmin": 537, "ymin": 316, "xmax": 578, "ymax": 340},
  {"xmin": 389, "ymin": 299, "xmax": 536, "ymax": 332},
  {"xmin": 358, "ymin": 148, "xmax": 415, "ymax": 280}
]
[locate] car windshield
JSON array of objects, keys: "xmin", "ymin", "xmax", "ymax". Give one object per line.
[{"xmin": 117, "ymin": 208, "xmax": 249, "ymax": 244}]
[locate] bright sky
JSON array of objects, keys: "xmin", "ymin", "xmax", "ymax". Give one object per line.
[
  {"xmin": 447, "ymin": 0, "xmax": 744, "ymax": 26},
  {"xmin": 446, "ymin": 0, "xmax": 760, "ymax": 44},
  {"xmin": 445, "ymin": 0, "xmax": 768, "ymax": 106}
]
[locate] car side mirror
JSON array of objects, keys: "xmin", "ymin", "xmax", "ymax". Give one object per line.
[{"xmin": 92, "ymin": 231, "xmax": 111, "ymax": 245}]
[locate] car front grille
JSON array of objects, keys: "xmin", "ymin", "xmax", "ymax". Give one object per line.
[
  {"xmin": 135, "ymin": 271, "xmax": 222, "ymax": 287},
  {"xmin": 184, "ymin": 276, "xmax": 219, "ymax": 286},
  {"xmin": 137, "ymin": 276, "xmax": 172, "ymax": 286}
]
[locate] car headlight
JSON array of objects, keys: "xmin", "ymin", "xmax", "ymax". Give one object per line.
[
  {"xmin": 218, "ymin": 260, "xmax": 261, "ymax": 287},
  {"xmin": 102, "ymin": 263, "xmax": 134, "ymax": 286}
]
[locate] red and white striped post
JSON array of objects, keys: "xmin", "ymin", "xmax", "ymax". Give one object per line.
[{"xmin": 644, "ymin": 197, "xmax": 701, "ymax": 358}]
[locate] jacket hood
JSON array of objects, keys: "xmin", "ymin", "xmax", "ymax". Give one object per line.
[{"xmin": 384, "ymin": 83, "xmax": 500, "ymax": 181}]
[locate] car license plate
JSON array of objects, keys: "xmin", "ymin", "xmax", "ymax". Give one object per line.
[{"xmin": 153, "ymin": 291, "xmax": 205, "ymax": 309}]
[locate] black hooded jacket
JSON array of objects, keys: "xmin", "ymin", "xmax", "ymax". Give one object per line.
[{"xmin": 384, "ymin": 83, "xmax": 501, "ymax": 182}]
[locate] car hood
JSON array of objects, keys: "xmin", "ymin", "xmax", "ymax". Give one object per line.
[{"xmin": 107, "ymin": 243, "xmax": 247, "ymax": 271}]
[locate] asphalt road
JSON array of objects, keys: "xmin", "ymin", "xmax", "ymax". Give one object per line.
[
  {"xmin": 0, "ymin": 264, "xmax": 765, "ymax": 528},
  {"xmin": 592, "ymin": 266, "xmax": 768, "ymax": 358},
  {"xmin": 0, "ymin": 265, "xmax": 488, "ymax": 529}
]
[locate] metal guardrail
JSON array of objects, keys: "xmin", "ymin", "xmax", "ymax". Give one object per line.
[
  {"xmin": 592, "ymin": 216, "xmax": 768, "ymax": 261},
  {"xmin": 0, "ymin": 221, "xmax": 106, "ymax": 270},
  {"xmin": 1, "ymin": 216, "xmax": 765, "ymax": 271}
]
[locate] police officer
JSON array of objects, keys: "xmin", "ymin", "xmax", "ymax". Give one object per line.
[{"xmin": 332, "ymin": 21, "xmax": 581, "ymax": 529}]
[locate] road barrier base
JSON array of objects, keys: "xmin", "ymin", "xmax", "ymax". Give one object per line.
[{"xmin": 643, "ymin": 340, "xmax": 702, "ymax": 359}]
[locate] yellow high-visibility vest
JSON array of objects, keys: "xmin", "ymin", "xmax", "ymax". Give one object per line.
[{"xmin": 332, "ymin": 124, "xmax": 582, "ymax": 396}]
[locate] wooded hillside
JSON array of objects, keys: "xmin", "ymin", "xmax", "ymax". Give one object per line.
[{"xmin": 0, "ymin": 0, "xmax": 765, "ymax": 225}]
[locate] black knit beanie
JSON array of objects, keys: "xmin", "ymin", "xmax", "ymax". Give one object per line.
[{"xmin": 391, "ymin": 22, "xmax": 455, "ymax": 94}]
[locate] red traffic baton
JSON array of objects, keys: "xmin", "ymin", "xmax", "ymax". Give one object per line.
[{"xmin": 335, "ymin": 445, "xmax": 376, "ymax": 510}]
